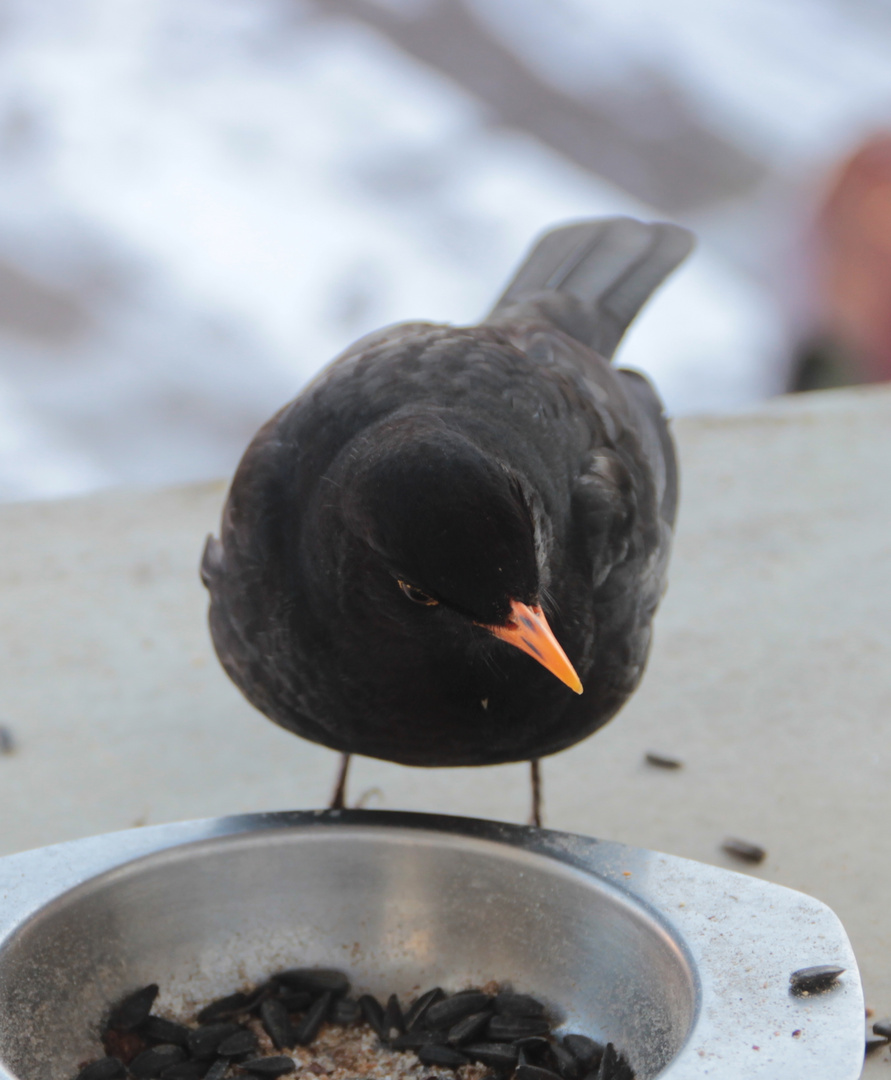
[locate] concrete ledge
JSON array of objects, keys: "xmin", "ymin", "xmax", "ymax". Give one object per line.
[{"xmin": 1, "ymin": 384, "xmax": 889, "ymax": 1069}]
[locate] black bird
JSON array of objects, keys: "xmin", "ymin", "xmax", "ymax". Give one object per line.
[{"xmin": 202, "ymin": 217, "xmax": 693, "ymax": 823}]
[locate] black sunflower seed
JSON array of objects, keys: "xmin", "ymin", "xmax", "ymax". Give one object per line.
[
  {"xmin": 238, "ymin": 1058, "xmax": 296, "ymax": 1077},
  {"xmin": 273, "ymin": 991, "xmax": 311, "ymax": 1014},
  {"xmin": 493, "ymin": 994, "xmax": 546, "ymax": 1017},
  {"xmin": 416, "ymin": 1045, "xmax": 470, "ymax": 1069},
  {"xmin": 426, "ymin": 993, "xmax": 491, "ymax": 1030},
  {"xmin": 272, "ymin": 969, "xmax": 349, "ymax": 997},
  {"xmin": 160, "ymin": 1062, "xmax": 209, "ymax": 1080},
  {"xmin": 515, "ymin": 1066, "xmax": 561, "ymax": 1080},
  {"xmin": 549, "ymin": 1043, "xmax": 581, "ymax": 1080},
  {"xmin": 462, "ymin": 1043, "xmax": 519, "ymax": 1069},
  {"xmin": 487, "ymin": 1016, "xmax": 551, "ymax": 1042},
  {"xmin": 594, "ymin": 1042, "xmax": 634, "ymax": 1080},
  {"xmin": 562, "ymin": 1035, "xmax": 603, "ymax": 1071},
  {"xmin": 447, "ymin": 1011, "xmax": 493, "ymax": 1047},
  {"xmin": 260, "ymin": 1000, "xmax": 293, "ymax": 1051},
  {"xmin": 204, "ymin": 1060, "xmax": 230, "ymax": 1080},
  {"xmin": 76, "ymin": 1057, "xmax": 126, "ymax": 1080},
  {"xmin": 405, "ymin": 988, "xmax": 445, "ymax": 1031},
  {"xmin": 292, "ymin": 992, "xmax": 331, "ymax": 1045},
  {"xmin": 109, "ymin": 986, "xmax": 160, "ymax": 1032},
  {"xmin": 331, "ymin": 998, "xmax": 361, "ymax": 1025},
  {"xmin": 217, "ymin": 1031, "xmax": 258, "ymax": 1058},
  {"xmin": 721, "ymin": 838, "xmax": 766, "ymax": 864},
  {"xmin": 383, "ymin": 993, "xmax": 405, "ymax": 1038},
  {"xmin": 358, "ymin": 995, "xmax": 387, "ymax": 1039},
  {"xmin": 141, "ymin": 1018, "xmax": 192, "ymax": 1048},
  {"xmin": 198, "ymin": 994, "xmax": 255, "ymax": 1024},
  {"xmin": 130, "ymin": 1046, "xmax": 188, "ymax": 1079},
  {"xmin": 187, "ymin": 1024, "xmax": 242, "ymax": 1059},
  {"xmin": 873, "ymin": 1019, "xmax": 891, "ymax": 1039},
  {"xmin": 516, "ymin": 1037, "xmax": 551, "ymax": 1064},
  {"xmin": 644, "ymin": 752, "xmax": 682, "ymax": 769},
  {"xmin": 789, "ymin": 965, "xmax": 845, "ymax": 995}
]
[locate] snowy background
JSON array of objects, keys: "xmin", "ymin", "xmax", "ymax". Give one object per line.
[{"xmin": 2, "ymin": 0, "xmax": 891, "ymax": 502}]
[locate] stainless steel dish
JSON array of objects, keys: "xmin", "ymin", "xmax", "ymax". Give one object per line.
[{"xmin": 0, "ymin": 810, "xmax": 864, "ymax": 1080}]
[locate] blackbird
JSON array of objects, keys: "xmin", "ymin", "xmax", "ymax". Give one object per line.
[{"xmin": 202, "ymin": 216, "xmax": 693, "ymax": 822}]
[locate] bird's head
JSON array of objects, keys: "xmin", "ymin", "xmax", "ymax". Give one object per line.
[{"xmin": 322, "ymin": 416, "xmax": 582, "ymax": 695}]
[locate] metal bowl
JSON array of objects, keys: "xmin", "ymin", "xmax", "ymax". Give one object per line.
[{"xmin": 0, "ymin": 810, "xmax": 864, "ymax": 1080}]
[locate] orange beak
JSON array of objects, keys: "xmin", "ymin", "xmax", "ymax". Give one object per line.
[{"xmin": 482, "ymin": 600, "xmax": 583, "ymax": 694}]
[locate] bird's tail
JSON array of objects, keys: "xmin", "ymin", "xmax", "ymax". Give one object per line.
[{"xmin": 486, "ymin": 217, "xmax": 694, "ymax": 361}]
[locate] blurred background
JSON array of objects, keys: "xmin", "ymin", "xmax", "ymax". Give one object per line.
[{"xmin": 2, "ymin": 0, "xmax": 891, "ymax": 503}]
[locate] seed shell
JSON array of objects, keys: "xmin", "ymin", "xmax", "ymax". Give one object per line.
[
  {"xmin": 789, "ymin": 965, "xmax": 845, "ymax": 994},
  {"xmin": 493, "ymin": 993, "xmax": 546, "ymax": 1017},
  {"xmin": 383, "ymin": 993, "xmax": 405, "ymax": 1038},
  {"xmin": 204, "ymin": 1060, "xmax": 230, "ymax": 1080},
  {"xmin": 159, "ymin": 1063, "xmax": 207, "ymax": 1080},
  {"xmin": 358, "ymin": 995, "xmax": 387, "ymax": 1039},
  {"xmin": 644, "ymin": 752, "xmax": 682, "ymax": 770},
  {"xmin": 515, "ymin": 1066, "xmax": 561, "ymax": 1080},
  {"xmin": 187, "ymin": 1024, "xmax": 242, "ymax": 1059}
]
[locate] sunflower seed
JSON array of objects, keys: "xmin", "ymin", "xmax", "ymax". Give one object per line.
[
  {"xmin": 721, "ymin": 838, "xmax": 766, "ymax": 865},
  {"xmin": 187, "ymin": 1024, "xmax": 242, "ymax": 1059},
  {"xmin": 562, "ymin": 1035, "xmax": 603, "ymax": 1071},
  {"xmin": 331, "ymin": 998, "xmax": 361, "ymax": 1025},
  {"xmin": 426, "ymin": 993, "xmax": 491, "ymax": 1030},
  {"xmin": 217, "ymin": 1031, "xmax": 258, "ymax": 1058},
  {"xmin": 447, "ymin": 1011, "xmax": 493, "ymax": 1047},
  {"xmin": 462, "ymin": 1043, "xmax": 519, "ymax": 1070},
  {"xmin": 789, "ymin": 965, "xmax": 845, "ymax": 995},
  {"xmin": 141, "ymin": 1018, "xmax": 192, "ymax": 1048},
  {"xmin": 404, "ymin": 988, "xmax": 445, "ymax": 1031},
  {"xmin": 198, "ymin": 994, "xmax": 256, "ymax": 1024},
  {"xmin": 273, "ymin": 970, "xmax": 349, "ymax": 996},
  {"xmin": 493, "ymin": 993, "xmax": 546, "ymax": 1017},
  {"xmin": 109, "ymin": 985, "xmax": 160, "ymax": 1032},
  {"xmin": 873, "ymin": 1018, "xmax": 891, "ymax": 1039},
  {"xmin": 416, "ymin": 1045, "xmax": 469, "ymax": 1069},
  {"xmin": 383, "ymin": 993, "xmax": 405, "ymax": 1038},
  {"xmin": 358, "ymin": 995, "xmax": 386, "ymax": 1039},
  {"xmin": 204, "ymin": 1060, "xmax": 230, "ymax": 1080},
  {"xmin": 487, "ymin": 1016, "xmax": 551, "ymax": 1042},
  {"xmin": 390, "ymin": 1031, "xmax": 443, "ymax": 1051},
  {"xmin": 260, "ymin": 1000, "xmax": 293, "ymax": 1051},
  {"xmin": 549, "ymin": 1042, "xmax": 580, "ymax": 1079},
  {"xmin": 292, "ymin": 992, "xmax": 331, "ymax": 1045},
  {"xmin": 274, "ymin": 991, "xmax": 312, "ymax": 1014},
  {"xmin": 130, "ymin": 1046, "xmax": 188, "ymax": 1079},
  {"xmin": 76, "ymin": 1057, "xmax": 126, "ymax": 1080},
  {"xmin": 644, "ymin": 752, "xmax": 682, "ymax": 770}
]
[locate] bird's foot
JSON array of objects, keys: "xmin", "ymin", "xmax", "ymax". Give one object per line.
[
  {"xmin": 328, "ymin": 753, "xmax": 351, "ymax": 810},
  {"xmin": 529, "ymin": 758, "xmax": 543, "ymax": 828}
]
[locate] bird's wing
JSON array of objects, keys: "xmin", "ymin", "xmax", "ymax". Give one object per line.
[{"xmin": 487, "ymin": 217, "xmax": 694, "ymax": 361}]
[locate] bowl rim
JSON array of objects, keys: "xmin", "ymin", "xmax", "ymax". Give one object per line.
[{"xmin": 0, "ymin": 809, "xmax": 865, "ymax": 1080}]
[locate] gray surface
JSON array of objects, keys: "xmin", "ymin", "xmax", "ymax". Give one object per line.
[
  {"xmin": 0, "ymin": 812, "xmax": 864, "ymax": 1080},
  {"xmin": 1, "ymin": 384, "xmax": 889, "ymax": 1071}
]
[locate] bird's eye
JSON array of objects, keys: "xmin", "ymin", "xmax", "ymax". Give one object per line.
[{"xmin": 397, "ymin": 580, "xmax": 439, "ymax": 606}]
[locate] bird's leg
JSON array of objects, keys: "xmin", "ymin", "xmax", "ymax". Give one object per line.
[
  {"xmin": 329, "ymin": 753, "xmax": 351, "ymax": 810},
  {"xmin": 529, "ymin": 758, "xmax": 543, "ymax": 828}
]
